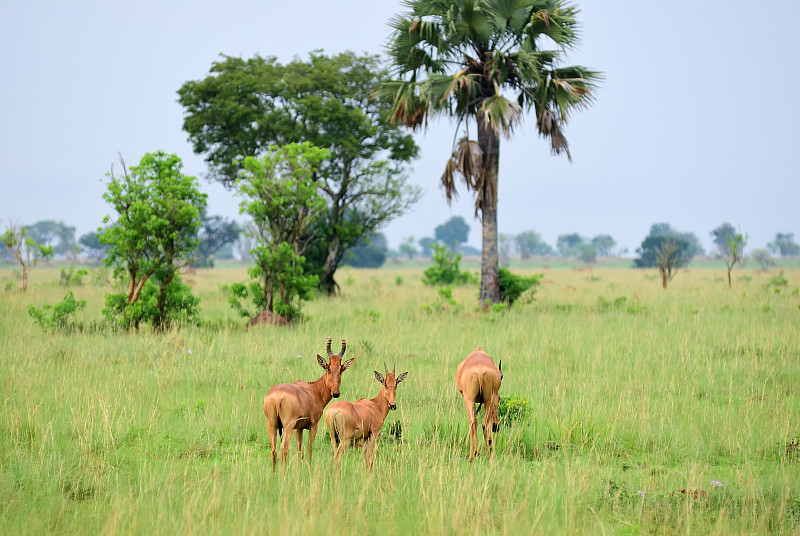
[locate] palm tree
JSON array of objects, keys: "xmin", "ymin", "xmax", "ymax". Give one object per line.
[{"xmin": 382, "ymin": 0, "xmax": 601, "ymax": 304}]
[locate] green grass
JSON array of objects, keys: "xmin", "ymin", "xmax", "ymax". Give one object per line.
[{"xmin": 1, "ymin": 265, "xmax": 799, "ymax": 534}]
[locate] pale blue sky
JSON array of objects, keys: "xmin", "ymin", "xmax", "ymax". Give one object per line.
[{"xmin": 1, "ymin": 0, "xmax": 799, "ymax": 254}]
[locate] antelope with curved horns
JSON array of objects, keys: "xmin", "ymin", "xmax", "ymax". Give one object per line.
[
  {"xmin": 324, "ymin": 362, "xmax": 408, "ymax": 468},
  {"xmin": 455, "ymin": 347, "xmax": 503, "ymax": 461},
  {"xmin": 263, "ymin": 337, "xmax": 353, "ymax": 470}
]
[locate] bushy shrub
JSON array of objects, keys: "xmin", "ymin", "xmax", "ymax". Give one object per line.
[
  {"xmin": 28, "ymin": 291, "xmax": 87, "ymax": 331},
  {"xmin": 103, "ymin": 276, "xmax": 199, "ymax": 329},
  {"xmin": 422, "ymin": 286, "xmax": 462, "ymax": 314},
  {"xmin": 59, "ymin": 265, "xmax": 89, "ymax": 287},
  {"xmin": 498, "ymin": 268, "xmax": 542, "ymax": 305},
  {"xmin": 422, "ymin": 244, "xmax": 476, "ymax": 286},
  {"xmin": 499, "ymin": 394, "xmax": 531, "ymax": 423}
]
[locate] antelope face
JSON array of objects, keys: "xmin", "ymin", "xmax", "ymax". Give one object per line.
[
  {"xmin": 375, "ymin": 369, "xmax": 408, "ymax": 411},
  {"xmin": 317, "ymin": 338, "xmax": 353, "ymax": 398}
]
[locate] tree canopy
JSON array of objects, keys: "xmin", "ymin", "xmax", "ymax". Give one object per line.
[
  {"xmin": 100, "ymin": 152, "xmax": 206, "ymax": 330},
  {"xmin": 434, "ymin": 216, "xmax": 470, "ymax": 252},
  {"xmin": 178, "ymin": 51, "xmax": 420, "ymax": 293}
]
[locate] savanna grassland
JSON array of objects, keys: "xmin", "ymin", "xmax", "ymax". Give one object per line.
[{"xmin": 1, "ymin": 264, "xmax": 799, "ymax": 535}]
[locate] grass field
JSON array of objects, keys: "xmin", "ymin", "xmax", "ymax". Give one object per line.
[{"xmin": 1, "ymin": 264, "xmax": 798, "ymax": 534}]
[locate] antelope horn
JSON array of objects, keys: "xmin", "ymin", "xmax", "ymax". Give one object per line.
[
  {"xmin": 393, "ymin": 362, "xmax": 396, "ymax": 374},
  {"xmin": 384, "ymin": 362, "xmax": 389, "ymax": 374},
  {"xmin": 339, "ymin": 339, "xmax": 346, "ymax": 357},
  {"xmin": 326, "ymin": 337, "xmax": 333, "ymax": 357}
]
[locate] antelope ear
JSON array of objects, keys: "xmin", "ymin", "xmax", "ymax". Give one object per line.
[
  {"xmin": 374, "ymin": 371, "xmax": 384, "ymax": 384},
  {"xmin": 499, "ymin": 359, "xmax": 503, "ymax": 381},
  {"xmin": 317, "ymin": 354, "xmax": 328, "ymax": 370},
  {"xmin": 342, "ymin": 358, "xmax": 354, "ymax": 371},
  {"xmin": 396, "ymin": 371, "xmax": 409, "ymax": 384}
]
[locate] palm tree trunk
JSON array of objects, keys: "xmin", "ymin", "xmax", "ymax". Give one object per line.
[{"xmin": 478, "ymin": 120, "xmax": 500, "ymax": 305}]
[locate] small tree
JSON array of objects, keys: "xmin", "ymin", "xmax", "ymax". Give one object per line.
[
  {"xmin": 419, "ymin": 237, "xmax": 436, "ymax": 257},
  {"xmin": 422, "ymin": 244, "xmax": 476, "ymax": 286},
  {"xmin": 654, "ymin": 240, "xmax": 683, "ymax": 289},
  {"xmin": 516, "ymin": 230, "xmax": 554, "ymax": 258},
  {"xmin": 100, "ymin": 152, "xmax": 207, "ymax": 330},
  {"xmin": 556, "ymin": 233, "xmax": 586, "ymax": 257},
  {"xmin": 710, "ymin": 222, "xmax": 738, "ymax": 258},
  {"xmin": 751, "ymin": 248, "xmax": 774, "ymax": 270},
  {"xmin": 434, "ymin": 216, "xmax": 470, "ymax": 253},
  {"xmin": 591, "ymin": 235, "xmax": 617, "ymax": 257},
  {"xmin": 1, "ymin": 224, "xmax": 54, "ymax": 291},
  {"xmin": 721, "ymin": 231, "xmax": 747, "ymax": 288},
  {"xmin": 578, "ymin": 244, "xmax": 598, "ymax": 265},
  {"xmin": 399, "ymin": 236, "xmax": 417, "ymax": 260},
  {"xmin": 232, "ymin": 143, "xmax": 328, "ymax": 322},
  {"xmin": 767, "ymin": 233, "xmax": 800, "ymax": 257}
]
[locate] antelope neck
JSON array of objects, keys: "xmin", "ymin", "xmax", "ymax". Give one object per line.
[
  {"xmin": 309, "ymin": 372, "xmax": 332, "ymax": 404},
  {"xmin": 370, "ymin": 388, "xmax": 391, "ymax": 417}
]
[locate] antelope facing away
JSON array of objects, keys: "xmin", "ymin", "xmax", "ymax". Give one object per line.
[
  {"xmin": 263, "ymin": 337, "xmax": 353, "ymax": 470},
  {"xmin": 324, "ymin": 363, "xmax": 408, "ymax": 468},
  {"xmin": 455, "ymin": 347, "xmax": 502, "ymax": 461}
]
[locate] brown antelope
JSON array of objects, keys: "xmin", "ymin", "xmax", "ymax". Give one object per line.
[
  {"xmin": 324, "ymin": 363, "xmax": 408, "ymax": 468},
  {"xmin": 263, "ymin": 337, "xmax": 353, "ymax": 470},
  {"xmin": 455, "ymin": 347, "xmax": 503, "ymax": 461}
]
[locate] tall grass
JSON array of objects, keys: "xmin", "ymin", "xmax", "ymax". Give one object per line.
[{"xmin": 0, "ymin": 266, "xmax": 798, "ymax": 534}]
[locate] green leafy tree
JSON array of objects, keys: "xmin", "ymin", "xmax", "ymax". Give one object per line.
[
  {"xmin": 767, "ymin": 232, "xmax": 800, "ymax": 257},
  {"xmin": 419, "ymin": 237, "xmax": 436, "ymax": 257},
  {"xmin": 399, "ymin": 236, "xmax": 418, "ymax": 259},
  {"xmin": 178, "ymin": 51, "xmax": 420, "ymax": 294},
  {"xmin": 434, "ymin": 216, "xmax": 470, "ymax": 252},
  {"xmin": 78, "ymin": 230, "xmax": 111, "ymax": 260},
  {"xmin": 100, "ymin": 152, "xmax": 207, "ymax": 330},
  {"xmin": 422, "ymin": 243, "xmax": 477, "ymax": 286},
  {"xmin": 721, "ymin": 231, "xmax": 747, "ymax": 288},
  {"xmin": 232, "ymin": 143, "xmax": 328, "ymax": 322},
  {"xmin": 1, "ymin": 224, "xmax": 54, "ymax": 291},
  {"xmin": 578, "ymin": 243, "xmax": 597, "ymax": 265},
  {"xmin": 751, "ymin": 248, "xmax": 774, "ymax": 270},
  {"xmin": 556, "ymin": 233, "xmax": 586, "ymax": 257},
  {"xmin": 24, "ymin": 220, "xmax": 76, "ymax": 258},
  {"xmin": 515, "ymin": 229, "xmax": 552, "ymax": 258},
  {"xmin": 342, "ymin": 232, "xmax": 388, "ymax": 268},
  {"xmin": 647, "ymin": 223, "xmax": 704, "ymax": 258},
  {"xmin": 634, "ymin": 235, "xmax": 690, "ymax": 278},
  {"xmin": 383, "ymin": 0, "xmax": 600, "ymax": 305},
  {"xmin": 710, "ymin": 222, "xmax": 737, "ymax": 258},
  {"xmin": 591, "ymin": 234, "xmax": 616, "ymax": 256}
]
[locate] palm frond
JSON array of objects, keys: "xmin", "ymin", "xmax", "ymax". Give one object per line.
[
  {"xmin": 479, "ymin": 93, "xmax": 522, "ymax": 138},
  {"xmin": 441, "ymin": 136, "xmax": 484, "ymax": 213}
]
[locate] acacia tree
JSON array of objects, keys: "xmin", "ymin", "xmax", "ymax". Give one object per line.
[
  {"xmin": 177, "ymin": 51, "xmax": 420, "ymax": 294},
  {"xmin": 1, "ymin": 224, "xmax": 54, "ymax": 291},
  {"xmin": 721, "ymin": 231, "xmax": 747, "ymax": 288},
  {"xmin": 100, "ymin": 152, "xmax": 207, "ymax": 330},
  {"xmin": 383, "ymin": 0, "xmax": 600, "ymax": 305},
  {"xmin": 230, "ymin": 143, "xmax": 328, "ymax": 322}
]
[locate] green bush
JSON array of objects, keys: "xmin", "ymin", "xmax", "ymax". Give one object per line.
[
  {"xmin": 103, "ymin": 276, "xmax": 199, "ymax": 329},
  {"xmin": 498, "ymin": 268, "xmax": 542, "ymax": 305},
  {"xmin": 28, "ymin": 291, "xmax": 87, "ymax": 332},
  {"xmin": 499, "ymin": 394, "xmax": 531, "ymax": 423},
  {"xmin": 422, "ymin": 244, "xmax": 476, "ymax": 286},
  {"xmin": 59, "ymin": 265, "xmax": 89, "ymax": 287}
]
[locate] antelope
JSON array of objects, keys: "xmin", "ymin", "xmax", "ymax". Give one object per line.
[
  {"xmin": 324, "ymin": 363, "xmax": 408, "ymax": 468},
  {"xmin": 263, "ymin": 337, "xmax": 353, "ymax": 470},
  {"xmin": 455, "ymin": 347, "xmax": 503, "ymax": 461}
]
